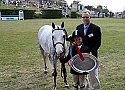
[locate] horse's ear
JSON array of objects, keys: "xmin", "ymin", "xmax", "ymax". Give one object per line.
[
  {"xmin": 52, "ymin": 22, "xmax": 55, "ymax": 29},
  {"xmin": 61, "ymin": 22, "xmax": 64, "ymax": 28}
]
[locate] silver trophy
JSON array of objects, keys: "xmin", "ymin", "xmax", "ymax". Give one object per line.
[{"xmin": 71, "ymin": 53, "xmax": 98, "ymax": 73}]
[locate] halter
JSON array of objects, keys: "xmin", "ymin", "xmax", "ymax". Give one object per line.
[
  {"xmin": 52, "ymin": 28, "xmax": 67, "ymax": 58},
  {"xmin": 52, "ymin": 28, "xmax": 66, "ymax": 48}
]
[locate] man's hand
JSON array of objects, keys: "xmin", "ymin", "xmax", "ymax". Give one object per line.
[{"xmin": 99, "ymin": 63, "xmax": 105, "ymax": 68}]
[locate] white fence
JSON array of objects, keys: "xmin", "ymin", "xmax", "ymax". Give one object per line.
[{"xmin": 0, "ymin": 10, "xmax": 24, "ymax": 20}]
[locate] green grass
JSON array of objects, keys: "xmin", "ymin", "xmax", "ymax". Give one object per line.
[{"xmin": 0, "ymin": 18, "xmax": 125, "ymax": 90}]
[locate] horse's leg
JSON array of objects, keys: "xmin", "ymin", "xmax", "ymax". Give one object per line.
[
  {"xmin": 61, "ymin": 63, "xmax": 69, "ymax": 87},
  {"xmin": 49, "ymin": 55, "xmax": 57, "ymax": 90},
  {"xmin": 39, "ymin": 45, "xmax": 48, "ymax": 74},
  {"xmin": 53, "ymin": 68, "xmax": 57, "ymax": 90}
]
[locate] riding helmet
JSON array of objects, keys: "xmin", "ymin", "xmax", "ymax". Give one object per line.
[{"xmin": 72, "ymin": 30, "xmax": 84, "ymax": 38}]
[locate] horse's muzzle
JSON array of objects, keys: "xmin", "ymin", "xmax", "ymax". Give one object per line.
[{"xmin": 56, "ymin": 52, "xmax": 65, "ymax": 59}]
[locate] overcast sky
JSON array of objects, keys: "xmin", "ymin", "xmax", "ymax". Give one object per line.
[{"xmin": 66, "ymin": 0, "xmax": 125, "ymax": 12}]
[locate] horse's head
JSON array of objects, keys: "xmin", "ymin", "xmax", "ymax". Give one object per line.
[{"xmin": 52, "ymin": 22, "xmax": 67, "ymax": 59}]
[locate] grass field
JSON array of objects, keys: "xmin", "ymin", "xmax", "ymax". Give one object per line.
[{"xmin": 0, "ymin": 18, "xmax": 125, "ymax": 90}]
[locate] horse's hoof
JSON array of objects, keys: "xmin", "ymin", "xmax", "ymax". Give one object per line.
[
  {"xmin": 64, "ymin": 82, "xmax": 69, "ymax": 88},
  {"xmin": 44, "ymin": 70, "xmax": 48, "ymax": 74},
  {"xmin": 65, "ymin": 84, "xmax": 69, "ymax": 87},
  {"xmin": 53, "ymin": 87, "xmax": 56, "ymax": 90}
]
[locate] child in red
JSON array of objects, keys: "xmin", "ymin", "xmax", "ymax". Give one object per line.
[{"xmin": 60, "ymin": 30, "xmax": 90, "ymax": 90}]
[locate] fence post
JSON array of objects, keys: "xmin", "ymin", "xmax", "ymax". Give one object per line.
[{"xmin": 19, "ymin": 10, "xmax": 24, "ymax": 20}]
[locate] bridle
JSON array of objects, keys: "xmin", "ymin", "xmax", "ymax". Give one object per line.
[{"xmin": 52, "ymin": 28, "xmax": 67, "ymax": 58}]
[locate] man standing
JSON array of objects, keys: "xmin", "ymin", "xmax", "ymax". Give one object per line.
[{"xmin": 76, "ymin": 10, "xmax": 101, "ymax": 90}]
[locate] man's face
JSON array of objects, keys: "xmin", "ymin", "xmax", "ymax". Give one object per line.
[
  {"xmin": 74, "ymin": 36, "xmax": 83, "ymax": 45},
  {"xmin": 82, "ymin": 13, "xmax": 91, "ymax": 25}
]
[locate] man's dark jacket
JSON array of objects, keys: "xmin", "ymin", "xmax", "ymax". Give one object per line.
[{"xmin": 76, "ymin": 23, "xmax": 101, "ymax": 57}]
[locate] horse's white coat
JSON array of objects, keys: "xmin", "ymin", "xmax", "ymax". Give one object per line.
[
  {"xmin": 38, "ymin": 23, "xmax": 68, "ymax": 89},
  {"xmin": 38, "ymin": 25, "xmax": 53, "ymax": 54}
]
